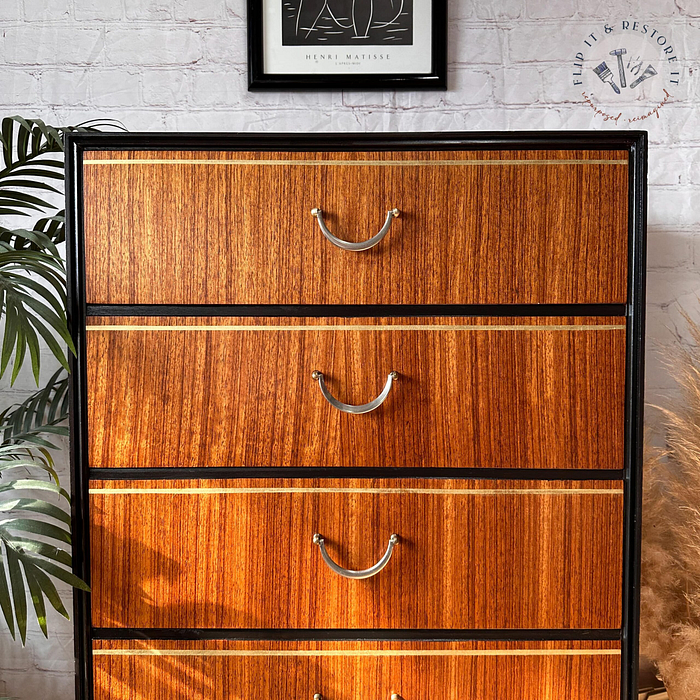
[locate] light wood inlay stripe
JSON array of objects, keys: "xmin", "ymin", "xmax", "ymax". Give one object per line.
[
  {"xmin": 92, "ymin": 648, "xmax": 622, "ymax": 657},
  {"xmin": 83, "ymin": 158, "xmax": 629, "ymax": 166},
  {"xmin": 86, "ymin": 324, "xmax": 627, "ymax": 332},
  {"xmin": 88, "ymin": 487, "xmax": 624, "ymax": 495}
]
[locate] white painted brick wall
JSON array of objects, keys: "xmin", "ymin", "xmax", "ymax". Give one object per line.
[
  {"xmin": 124, "ymin": 0, "xmax": 173, "ymax": 21},
  {"xmin": 0, "ymin": 0, "xmax": 699, "ymax": 697}
]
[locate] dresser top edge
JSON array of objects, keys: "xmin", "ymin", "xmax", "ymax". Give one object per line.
[{"xmin": 64, "ymin": 130, "xmax": 648, "ymax": 153}]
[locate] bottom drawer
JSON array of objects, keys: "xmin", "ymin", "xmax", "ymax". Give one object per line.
[{"xmin": 93, "ymin": 640, "xmax": 621, "ymax": 700}]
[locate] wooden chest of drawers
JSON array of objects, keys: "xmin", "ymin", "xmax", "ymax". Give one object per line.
[{"xmin": 66, "ymin": 132, "xmax": 647, "ymax": 700}]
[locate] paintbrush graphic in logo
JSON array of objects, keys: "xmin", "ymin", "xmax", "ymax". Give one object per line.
[{"xmin": 592, "ymin": 61, "xmax": 621, "ymax": 93}]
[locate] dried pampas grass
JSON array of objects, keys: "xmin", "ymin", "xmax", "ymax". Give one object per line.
[{"xmin": 642, "ymin": 314, "xmax": 700, "ymax": 699}]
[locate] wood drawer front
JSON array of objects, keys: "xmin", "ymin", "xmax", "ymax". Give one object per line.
[
  {"xmin": 86, "ymin": 316, "xmax": 626, "ymax": 470},
  {"xmin": 92, "ymin": 640, "xmax": 622, "ymax": 700},
  {"xmin": 89, "ymin": 479, "xmax": 624, "ymax": 630},
  {"xmin": 82, "ymin": 150, "xmax": 628, "ymax": 305}
]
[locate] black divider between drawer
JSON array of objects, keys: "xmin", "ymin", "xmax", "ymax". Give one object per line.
[
  {"xmin": 90, "ymin": 467, "xmax": 625, "ymax": 480},
  {"xmin": 86, "ymin": 303, "xmax": 627, "ymax": 318},
  {"xmin": 92, "ymin": 628, "xmax": 623, "ymax": 642}
]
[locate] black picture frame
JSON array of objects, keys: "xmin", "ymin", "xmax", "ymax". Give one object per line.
[{"xmin": 247, "ymin": 0, "xmax": 447, "ymax": 90}]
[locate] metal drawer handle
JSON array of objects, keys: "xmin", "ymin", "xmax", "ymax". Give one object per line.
[
  {"xmin": 313, "ymin": 533, "xmax": 399, "ymax": 580},
  {"xmin": 311, "ymin": 207, "xmax": 399, "ymax": 251},
  {"xmin": 311, "ymin": 370, "xmax": 398, "ymax": 415}
]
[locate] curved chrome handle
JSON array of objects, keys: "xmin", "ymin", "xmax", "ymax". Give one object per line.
[
  {"xmin": 314, "ymin": 693, "xmax": 403, "ymax": 700},
  {"xmin": 311, "ymin": 370, "xmax": 398, "ymax": 415},
  {"xmin": 313, "ymin": 533, "xmax": 399, "ymax": 579},
  {"xmin": 314, "ymin": 696, "xmax": 402, "ymax": 700},
  {"xmin": 311, "ymin": 207, "xmax": 399, "ymax": 251}
]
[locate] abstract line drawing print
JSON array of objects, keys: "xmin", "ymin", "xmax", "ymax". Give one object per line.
[{"xmin": 282, "ymin": 0, "xmax": 414, "ymax": 46}]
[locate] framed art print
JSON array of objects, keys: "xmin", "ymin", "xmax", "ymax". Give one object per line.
[{"xmin": 247, "ymin": 0, "xmax": 447, "ymax": 90}]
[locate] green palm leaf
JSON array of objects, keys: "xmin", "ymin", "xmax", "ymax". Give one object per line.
[
  {"xmin": 0, "ymin": 247, "xmax": 74, "ymax": 384},
  {"xmin": 0, "ymin": 225, "xmax": 60, "ymax": 256},
  {"xmin": 0, "ymin": 117, "xmax": 122, "ymax": 382},
  {"xmin": 0, "ymin": 368, "xmax": 69, "ymax": 449},
  {"xmin": 0, "ymin": 445, "xmax": 86, "ymax": 643},
  {"xmin": 0, "ymin": 116, "xmax": 120, "ymax": 645},
  {"xmin": 0, "ymin": 360, "xmax": 85, "ymax": 645},
  {"xmin": 0, "ymin": 498, "xmax": 89, "ymax": 644},
  {"xmin": 0, "ymin": 117, "xmax": 123, "ymax": 224},
  {"xmin": 1, "ymin": 117, "xmax": 70, "ymax": 222}
]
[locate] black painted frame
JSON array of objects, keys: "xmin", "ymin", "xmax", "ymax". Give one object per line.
[
  {"xmin": 246, "ymin": 0, "xmax": 448, "ymax": 90},
  {"xmin": 65, "ymin": 131, "xmax": 647, "ymax": 700}
]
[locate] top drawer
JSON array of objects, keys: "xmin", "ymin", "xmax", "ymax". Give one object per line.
[{"xmin": 82, "ymin": 150, "xmax": 629, "ymax": 306}]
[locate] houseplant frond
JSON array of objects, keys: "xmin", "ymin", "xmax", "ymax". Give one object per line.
[
  {"xmin": 0, "ymin": 116, "xmax": 120, "ymax": 645},
  {"xmin": 0, "ymin": 473, "xmax": 89, "ymax": 644},
  {"xmin": 0, "ymin": 368, "xmax": 69, "ymax": 450},
  {"xmin": 0, "ymin": 117, "xmax": 69, "ymax": 222},
  {"xmin": 0, "ymin": 116, "xmax": 122, "ymax": 234},
  {"xmin": 0, "ymin": 369, "xmax": 83, "ymax": 643},
  {"xmin": 0, "ymin": 116, "xmax": 124, "ymax": 248},
  {"xmin": 0, "ymin": 117, "xmax": 122, "ymax": 383},
  {"xmin": 0, "ymin": 245, "xmax": 74, "ymax": 385}
]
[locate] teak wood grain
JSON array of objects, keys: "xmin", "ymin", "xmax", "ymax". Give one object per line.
[
  {"xmin": 82, "ymin": 149, "xmax": 629, "ymax": 305},
  {"xmin": 86, "ymin": 316, "xmax": 626, "ymax": 470},
  {"xmin": 92, "ymin": 640, "xmax": 622, "ymax": 700},
  {"xmin": 89, "ymin": 479, "xmax": 624, "ymax": 630}
]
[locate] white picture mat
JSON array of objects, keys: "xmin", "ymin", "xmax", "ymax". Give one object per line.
[{"xmin": 263, "ymin": 0, "xmax": 433, "ymax": 75}]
